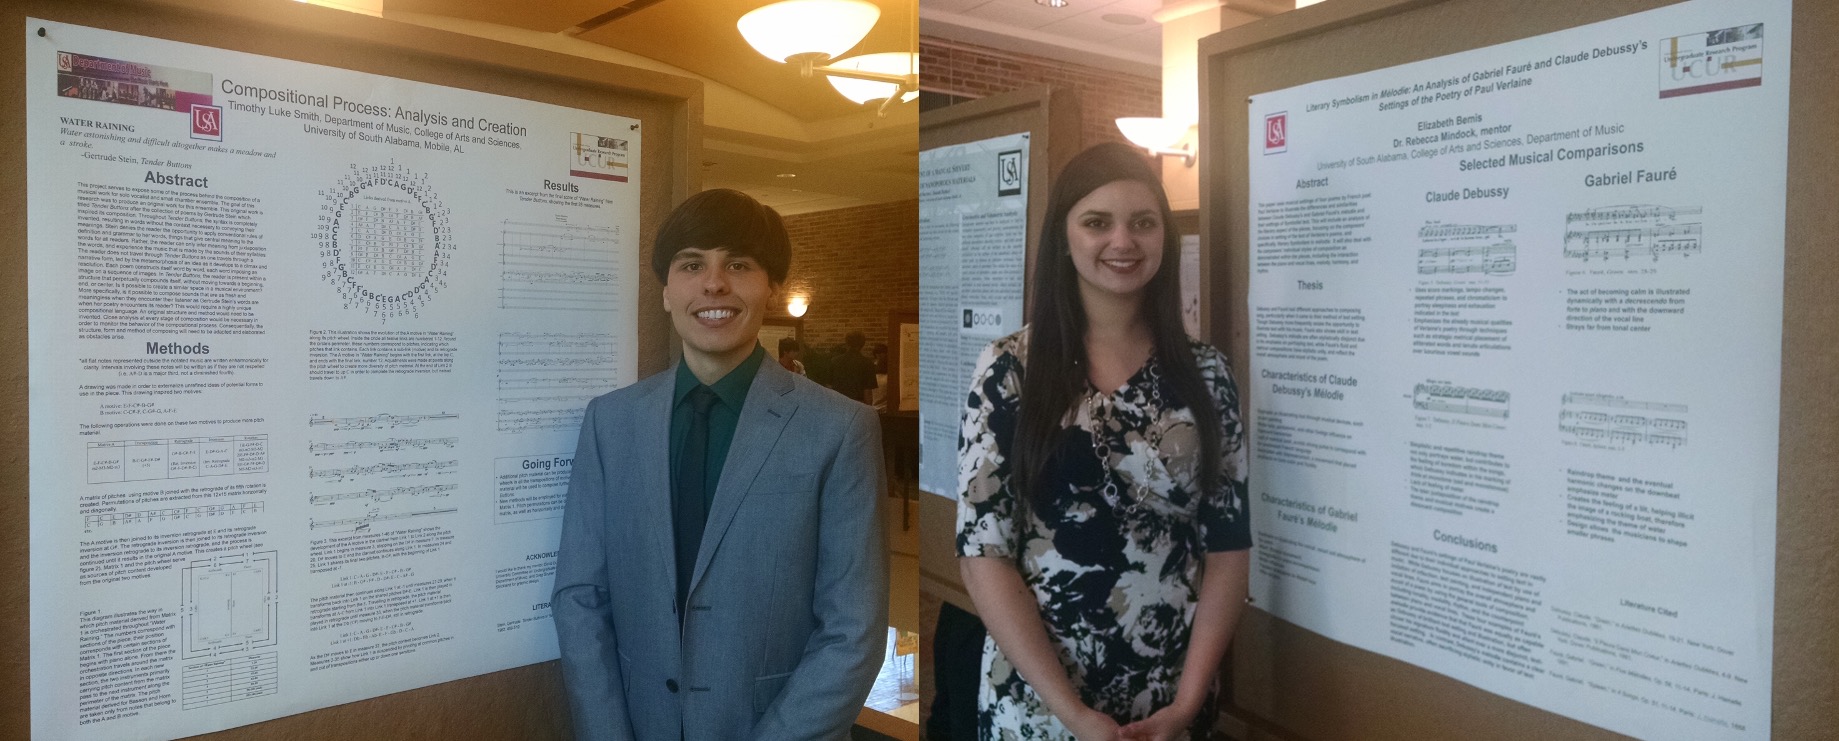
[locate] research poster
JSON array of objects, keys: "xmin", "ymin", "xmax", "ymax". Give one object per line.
[
  {"xmin": 917, "ymin": 133, "xmax": 1027, "ymax": 498},
  {"xmin": 1245, "ymin": 0, "xmax": 1786, "ymax": 739},
  {"xmin": 28, "ymin": 20, "xmax": 640, "ymax": 740}
]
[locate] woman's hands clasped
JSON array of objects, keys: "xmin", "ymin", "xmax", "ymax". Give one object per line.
[
  {"xmin": 1062, "ymin": 705, "xmax": 1123, "ymax": 741},
  {"xmin": 1116, "ymin": 703, "xmax": 1199, "ymax": 741}
]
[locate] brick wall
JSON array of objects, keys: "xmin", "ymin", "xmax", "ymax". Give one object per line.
[
  {"xmin": 777, "ymin": 200, "xmax": 919, "ymax": 352},
  {"xmin": 920, "ymin": 35, "xmax": 1161, "ymax": 148}
]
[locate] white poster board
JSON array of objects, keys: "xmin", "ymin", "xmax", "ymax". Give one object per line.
[
  {"xmin": 28, "ymin": 20, "xmax": 641, "ymax": 740},
  {"xmin": 1244, "ymin": 1, "xmax": 1787, "ymax": 739},
  {"xmin": 917, "ymin": 133, "xmax": 1028, "ymax": 499}
]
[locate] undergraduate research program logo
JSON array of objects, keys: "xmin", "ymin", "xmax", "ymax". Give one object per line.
[
  {"xmin": 1659, "ymin": 23, "xmax": 1764, "ymax": 98},
  {"xmin": 962, "ymin": 306, "xmax": 1003, "ymax": 330},
  {"xmin": 1263, "ymin": 112, "xmax": 1288, "ymax": 154},
  {"xmin": 996, "ymin": 149, "xmax": 1022, "ymax": 197},
  {"xmin": 191, "ymin": 103, "xmax": 222, "ymax": 141}
]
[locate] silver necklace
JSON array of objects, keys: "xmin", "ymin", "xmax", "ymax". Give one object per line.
[{"xmin": 1085, "ymin": 354, "xmax": 1166, "ymax": 517}]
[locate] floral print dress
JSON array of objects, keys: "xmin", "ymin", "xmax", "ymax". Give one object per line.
[{"xmin": 956, "ymin": 329, "xmax": 1252, "ymax": 739}]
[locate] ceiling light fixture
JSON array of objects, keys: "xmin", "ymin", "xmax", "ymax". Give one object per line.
[
  {"xmin": 825, "ymin": 52, "xmax": 920, "ymax": 105},
  {"xmin": 1036, "ymin": 0, "xmax": 1070, "ymax": 7},
  {"xmin": 738, "ymin": 0, "xmax": 919, "ymax": 115},
  {"xmin": 1116, "ymin": 117, "xmax": 1197, "ymax": 167}
]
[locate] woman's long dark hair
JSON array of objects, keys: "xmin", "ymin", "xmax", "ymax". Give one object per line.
[{"xmin": 1010, "ymin": 142, "xmax": 1223, "ymax": 518}]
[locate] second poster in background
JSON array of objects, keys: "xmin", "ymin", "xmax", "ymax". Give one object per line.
[{"xmin": 917, "ymin": 133, "xmax": 1028, "ymax": 500}]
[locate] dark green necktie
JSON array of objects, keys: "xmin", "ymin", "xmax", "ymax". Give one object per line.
[{"xmin": 674, "ymin": 386, "xmax": 718, "ymax": 614}]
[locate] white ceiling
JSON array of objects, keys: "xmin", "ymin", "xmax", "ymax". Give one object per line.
[
  {"xmin": 382, "ymin": 0, "xmax": 918, "ymax": 214},
  {"xmin": 921, "ymin": 0, "xmax": 1166, "ymax": 76}
]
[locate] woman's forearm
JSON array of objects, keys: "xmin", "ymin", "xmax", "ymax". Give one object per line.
[
  {"xmin": 959, "ymin": 556, "xmax": 1089, "ymax": 719},
  {"xmin": 1169, "ymin": 549, "xmax": 1251, "ymax": 716}
]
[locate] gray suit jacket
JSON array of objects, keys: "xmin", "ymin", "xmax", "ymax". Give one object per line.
[{"xmin": 553, "ymin": 358, "xmax": 889, "ymax": 741}]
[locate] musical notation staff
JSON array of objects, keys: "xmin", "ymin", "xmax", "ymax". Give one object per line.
[
  {"xmin": 497, "ymin": 408, "xmax": 585, "ymax": 433},
  {"xmin": 1560, "ymin": 393, "xmax": 1687, "ymax": 412},
  {"xmin": 308, "ymin": 459, "xmax": 458, "ymax": 481},
  {"xmin": 1565, "ymin": 204, "xmax": 1702, "ymax": 223},
  {"xmin": 498, "ymin": 375, "xmax": 608, "ymax": 391},
  {"xmin": 1564, "ymin": 223, "xmax": 1702, "ymax": 262},
  {"xmin": 497, "ymin": 331, "xmax": 614, "ymax": 434},
  {"xmin": 501, "ymin": 269, "xmax": 614, "ymax": 284},
  {"xmin": 1418, "ymin": 222, "xmax": 1516, "ymax": 242},
  {"xmin": 309, "ymin": 436, "xmax": 458, "ymax": 455},
  {"xmin": 1412, "ymin": 383, "xmax": 1510, "ymax": 418},
  {"xmin": 84, "ymin": 501, "xmax": 265, "ymax": 530},
  {"xmin": 309, "ymin": 506, "xmax": 458, "ymax": 531},
  {"xmin": 1562, "ymin": 204, "xmax": 1704, "ymax": 262},
  {"xmin": 500, "ymin": 220, "xmax": 621, "ymax": 312},
  {"xmin": 308, "ymin": 412, "xmax": 458, "ymax": 431},
  {"xmin": 498, "ymin": 333, "xmax": 617, "ymax": 353},
  {"xmin": 310, "ymin": 483, "xmax": 457, "ymax": 505},
  {"xmin": 498, "ymin": 355, "xmax": 615, "ymax": 369},
  {"xmin": 1559, "ymin": 393, "xmax": 1687, "ymax": 449},
  {"xmin": 1418, "ymin": 242, "xmax": 1517, "ymax": 276}
]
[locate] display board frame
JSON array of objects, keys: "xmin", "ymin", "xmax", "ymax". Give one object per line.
[
  {"xmin": 1197, "ymin": 1, "xmax": 1838, "ymax": 739},
  {"xmin": 2, "ymin": 0, "xmax": 700, "ymax": 738},
  {"xmin": 915, "ymin": 86, "xmax": 1078, "ymax": 614}
]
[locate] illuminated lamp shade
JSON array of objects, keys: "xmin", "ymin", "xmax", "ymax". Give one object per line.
[
  {"xmin": 293, "ymin": 0, "xmax": 382, "ymax": 15},
  {"xmin": 787, "ymin": 296, "xmax": 810, "ymax": 317},
  {"xmin": 826, "ymin": 52, "xmax": 919, "ymax": 104},
  {"xmin": 1115, "ymin": 117, "xmax": 1191, "ymax": 151},
  {"xmin": 738, "ymin": 0, "xmax": 881, "ymax": 63}
]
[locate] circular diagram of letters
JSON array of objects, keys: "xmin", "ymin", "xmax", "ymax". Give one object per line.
[{"xmin": 317, "ymin": 161, "xmax": 453, "ymax": 321}]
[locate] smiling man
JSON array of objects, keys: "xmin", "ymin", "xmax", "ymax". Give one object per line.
[{"xmin": 553, "ymin": 189, "xmax": 889, "ymax": 740}]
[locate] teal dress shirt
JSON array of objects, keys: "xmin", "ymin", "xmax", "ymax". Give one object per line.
[{"xmin": 669, "ymin": 345, "xmax": 767, "ymax": 512}]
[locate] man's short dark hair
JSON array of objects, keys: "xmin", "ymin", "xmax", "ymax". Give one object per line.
[
  {"xmin": 649, "ymin": 189, "xmax": 791, "ymax": 284},
  {"xmin": 845, "ymin": 332, "xmax": 866, "ymax": 351},
  {"xmin": 778, "ymin": 337, "xmax": 801, "ymax": 354}
]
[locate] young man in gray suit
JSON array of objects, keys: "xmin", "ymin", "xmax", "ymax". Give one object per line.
[{"xmin": 553, "ymin": 189, "xmax": 889, "ymax": 740}]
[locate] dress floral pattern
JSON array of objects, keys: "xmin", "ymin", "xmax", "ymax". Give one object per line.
[{"xmin": 957, "ymin": 329, "xmax": 1251, "ymax": 739}]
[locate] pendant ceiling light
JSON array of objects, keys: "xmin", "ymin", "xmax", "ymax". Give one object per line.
[
  {"xmin": 737, "ymin": 0, "xmax": 881, "ymax": 64},
  {"xmin": 825, "ymin": 52, "xmax": 919, "ymax": 105},
  {"xmin": 738, "ymin": 0, "xmax": 919, "ymax": 113}
]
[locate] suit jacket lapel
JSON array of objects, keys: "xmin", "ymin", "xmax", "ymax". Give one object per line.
[
  {"xmin": 633, "ymin": 366, "xmax": 679, "ymax": 601},
  {"xmin": 689, "ymin": 359, "xmax": 797, "ymax": 597}
]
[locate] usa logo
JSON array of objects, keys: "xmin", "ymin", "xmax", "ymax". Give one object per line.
[
  {"xmin": 56, "ymin": 52, "xmax": 72, "ymax": 71},
  {"xmin": 1263, "ymin": 112, "xmax": 1287, "ymax": 154},
  {"xmin": 190, "ymin": 104, "xmax": 222, "ymax": 141},
  {"xmin": 996, "ymin": 150, "xmax": 1022, "ymax": 197}
]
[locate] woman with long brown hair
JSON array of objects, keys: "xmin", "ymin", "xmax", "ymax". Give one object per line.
[{"xmin": 957, "ymin": 143, "xmax": 1252, "ymax": 740}]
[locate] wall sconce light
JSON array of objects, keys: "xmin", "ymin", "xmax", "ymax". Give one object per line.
[
  {"xmin": 787, "ymin": 296, "xmax": 810, "ymax": 317},
  {"xmin": 738, "ymin": 0, "xmax": 919, "ymax": 115},
  {"xmin": 1116, "ymin": 117, "xmax": 1197, "ymax": 167}
]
